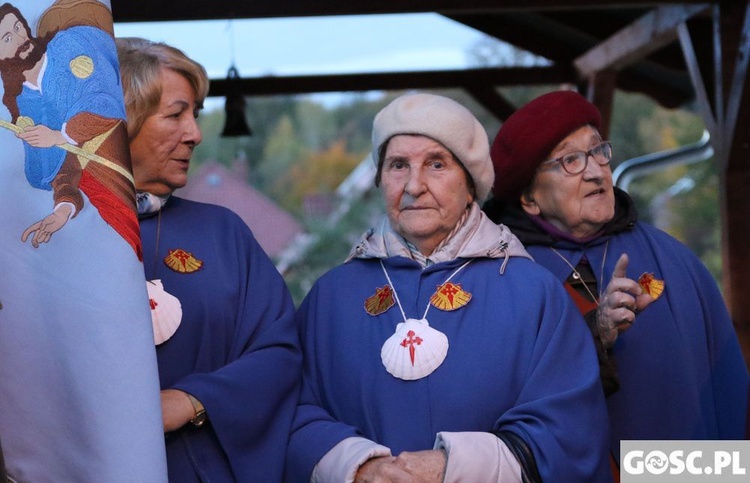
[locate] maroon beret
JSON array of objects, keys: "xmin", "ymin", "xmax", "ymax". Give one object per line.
[{"xmin": 490, "ymin": 90, "xmax": 601, "ymax": 201}]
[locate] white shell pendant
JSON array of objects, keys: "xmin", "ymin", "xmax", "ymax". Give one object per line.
[
  {"xmin": 380, "ymin": 318, "xmax": 449, "ymax": 380},
  {"xmin": 146, "ymin": 279, "xmax": 183, "ymax": 345}
]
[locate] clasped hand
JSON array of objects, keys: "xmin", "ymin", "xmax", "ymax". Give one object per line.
[{"xmin": 355, "ymin": 449, "xmax": 446, "ymax": 483}]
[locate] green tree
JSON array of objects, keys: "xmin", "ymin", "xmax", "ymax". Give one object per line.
[
  {"xmin": 273, "ymin": 141, "xmax": 365, "ymax": 216},
  {"xmin": 284, "ymin": 194, "xmax": 384, "ymax": 304},
  {"xmin": 194, "ymin": 48, "xmax": 721, "ymax": 294},
  {"xmin": 258, "ymin": 115, "xmax": 307, "ymax": 191}
]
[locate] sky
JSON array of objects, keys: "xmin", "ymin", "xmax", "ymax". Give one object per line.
[{"xmin": 112, "ymin": 13, "xmax": 502, "ymax": 109}]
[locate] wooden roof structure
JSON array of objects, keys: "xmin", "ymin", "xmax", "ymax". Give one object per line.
[{"xmin": 112, "ymin": 1, "xmax": 750, "ymax": 364}]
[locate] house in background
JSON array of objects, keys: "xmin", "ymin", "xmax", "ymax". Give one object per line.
[
  {"xmin": 175, "ymin": 159, "xmax": 303, "ymax": 260},
  {"xmin": 275, "ymin": 157, "xmax": 376, "ymax": 275}
]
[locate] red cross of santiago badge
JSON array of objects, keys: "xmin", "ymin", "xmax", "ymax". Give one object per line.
[
  {"xmin": 164, "ymin": 249, "xmax": 203, "ymax": 274},
  {"xmin": 430, "ymin": 282, "xmax": 471, "ymax": 311},
  {"xmin": 364, "ymin": 285, "xmax": 395, "ymax": 316}
]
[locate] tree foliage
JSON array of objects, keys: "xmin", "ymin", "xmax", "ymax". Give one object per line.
[
  {"xmin": 273, "ymin": 140, "xmax": 365, "ymax": 216},
  {"xmin": 190, "ymin": 39, "xmax": 721, "ymax": 300}
]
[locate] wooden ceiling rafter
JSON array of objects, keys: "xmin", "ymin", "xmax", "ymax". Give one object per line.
[
  {"xmin": 573, "ymin": 4, "xmax": 710, "ymax": 77},
  {"xmin": 678, "ymin": 21, "xmax": 717, "ymax": 136},
  {"xmin": 585, "ymin": 69, "xmax": 617, "ymax": 140},
  {"xmin": 715, "ymin": 2, "xmax": 750, "ymax": 343},
  {"xmin": 447, "ymin": 9, "xmax": 695, "ymax": 108},
  {"xmin": 110, "ymin": 1, "xmax": 709, "ymax": 23},
  {"xmin": 723, "ymin": 4, "xmax": 750, "ymax": 165},
  {"xmin": 108, "ymin": 1, "xmax": 750, "ymax": 363},
  {"xmin": 110, "ymin": 2, "xmax": 705, "ymax": 111},
  {"xmin": 574, "ymin": 4, "xmax": 710, "ymax": 137},
  {"xmin": 207, "ymin": 65, "xmax": 575, "ymax": 98},
  {"xmin": 463, "ymin": 84, "xmax": 518, "ymax": 121}
]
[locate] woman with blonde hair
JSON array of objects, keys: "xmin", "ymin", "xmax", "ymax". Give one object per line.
[{"xmin": 117, "ymin": 37, "xmax": 301, "ymax": 482}]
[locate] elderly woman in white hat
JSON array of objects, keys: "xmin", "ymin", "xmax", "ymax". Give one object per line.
[{"xmin": 285, "ymin": 93, "xmax": 611, "ymax": 483}]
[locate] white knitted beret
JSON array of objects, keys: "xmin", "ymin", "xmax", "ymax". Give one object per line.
[{"xmin": 371, "ymin": 93, "xmax": 494, "ymax": 201}]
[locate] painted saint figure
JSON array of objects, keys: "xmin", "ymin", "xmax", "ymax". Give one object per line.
[
  {"xmin": 0, "ymin": 3, "xmax": 140, "ymax": 258},
  {"xmin": 0, "ymin": 3, "xmax": 167, "ymax": 481}
]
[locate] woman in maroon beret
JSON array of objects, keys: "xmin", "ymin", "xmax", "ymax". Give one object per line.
[{"xmin": 483, "ymin": 90, "xmax": 748, "ymax": 476}]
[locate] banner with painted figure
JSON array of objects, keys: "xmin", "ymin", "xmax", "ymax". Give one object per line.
[{"xmin": 0, "ymin": 1, "xmax": 167, "ymax": 481}]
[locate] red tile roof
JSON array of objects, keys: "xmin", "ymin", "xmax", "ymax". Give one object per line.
[{"xmin": 175, "ymin": 161, "xmax": 303, "ymax": 258}]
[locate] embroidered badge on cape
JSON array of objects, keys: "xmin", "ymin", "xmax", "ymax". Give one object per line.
[
  {"xmin": 430, "ymin": 281, "xmax": 472, "ymax": 311},
  {"xmin": 638, "ymin": 272, "xmax": 665, "ymax": 300},
  {"xmin": 164, "ymin": 248, "xmax": 203, "ymax": 273},
  {"xmin": 365, "ymin": 285, "xmax": 395, "ymax": 316}
]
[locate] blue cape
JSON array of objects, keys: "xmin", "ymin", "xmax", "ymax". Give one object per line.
[
  {"xmin": 287, "ymin": 255, "xmax": 611, "ymax": 482},
  {"xmin": 141, "ymin": 197, "xmax": 301, "ymax": 481}
]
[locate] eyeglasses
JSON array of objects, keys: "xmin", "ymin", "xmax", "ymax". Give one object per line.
[{"xmin": 540, "ymin": 141, "xmax": 613, "ymax": 175}]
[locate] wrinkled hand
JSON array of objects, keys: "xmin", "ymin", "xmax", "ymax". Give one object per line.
[
  {"xmin": 161, "ymin": 389, "xmax": 195, "ymax": 433},
  {"xmin": 355, "ymin": 456, "xmax": 413, "ymax": 483},
  {"xmin": 393, "ymin": 450, "xmax": 446, "ymax": 482},
  {"xmin": 17, "ymin": 124, "xmax": 66, "ymax": 148},
  {"xmin": 21, "ymin": 205, "xmax": 72, "ymax": 247},
  {"xmin": 596, "ymin": 253, "xmax": 654, "ymax": 348},
  {"xmin": 355, "ymin": 450, "xmax": 446, "ymax": 483}
]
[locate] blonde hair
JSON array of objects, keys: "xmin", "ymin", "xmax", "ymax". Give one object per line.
[{"xmin": 115, "ymin": 37, "xmax": 209, "ymax": 139}]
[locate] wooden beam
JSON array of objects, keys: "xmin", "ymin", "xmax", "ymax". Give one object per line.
[
  {"xmin": 207, "ymin": 66, "xmax": 575, "ymax": 98},
  {"xmin": 585, "ymin": 69, "xmax": 617, "ymax": 139},
  {"xmin": 678, "ymin": 21, "xmax": 718, "ymax": 138},
  {"xmin": 723, "ymin": 168, "xmax": 750, "ymax": 370},
  {"xmin": 447, "ymin": 11, "xmax": 592, "ymax": 64},
  {"xmin": 574, "ymin": 4, "xmax": 708, "ymax": 77},
  {"xmin": 712, "ymin": 0, "xmax": 750, "ymax": 369},
  {"xmin": 723, "ymin": 2, "xmax": 750, "ymax": 156},
  {"xmin": 110, "ymin": 1, "xmax": 708, "ymax": 23},
  {"xmin": 450, "ymin": 11, "xmax": 695, "ymax": 108},
  {"xmin": 464, "ymin": 85, "xmax": 517, "ymax": 121}
]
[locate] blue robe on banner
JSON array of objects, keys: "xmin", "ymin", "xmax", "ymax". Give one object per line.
[
  {"xmin": 19, "ymin": 25, "xmax": 125, "ymax": 191},
  {"xmin": 0, "ymin": 2, "xmax": 166, "ymax": 481}
]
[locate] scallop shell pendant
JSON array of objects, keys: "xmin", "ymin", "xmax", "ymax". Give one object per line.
[
  {"xmin": 380, "ymin": 318, "xmax": 448, "ymax": 380},
  {"xmin": 146, "ymin": 279, "xmax": 183, "ymax": 345}
]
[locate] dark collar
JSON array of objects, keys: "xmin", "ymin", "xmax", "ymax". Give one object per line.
[{"xmin": 482, "ymin": 187, "xmax": 637, "ymax": 247}]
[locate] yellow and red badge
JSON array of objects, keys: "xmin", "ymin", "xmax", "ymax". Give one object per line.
[
  {"xmin": 430, "ymin": 282, "xmax": 472, "ymax": 311},
  {"xmin": 638, "ymin": 272, "xmax": 665, "ymax": 300},
  {"xmin": 164, "ymin": 249, "xmax": 203, "ymax": 274},
  {"xmin": 365, "ymin": 285, "xmax": 395, "ymax": 316}
]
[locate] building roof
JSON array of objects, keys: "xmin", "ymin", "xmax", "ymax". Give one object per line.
[{"xmin": 175, "ymin": 161, "xmax": 303, "ymax": 259}]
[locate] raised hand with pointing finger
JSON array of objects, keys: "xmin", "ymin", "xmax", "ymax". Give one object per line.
[{"xmin": 596, "ymin": 253, "xmax": 654, "ymax": 348}]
